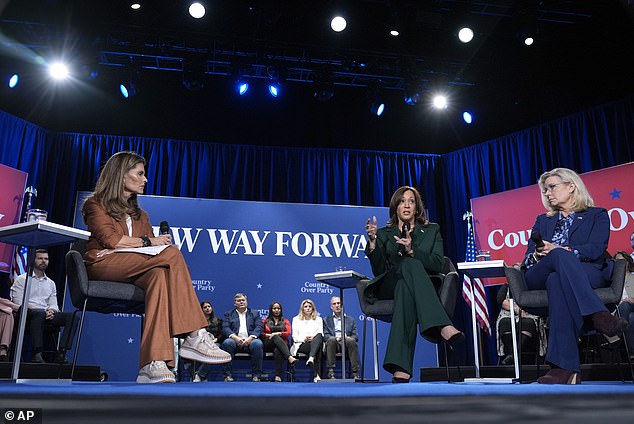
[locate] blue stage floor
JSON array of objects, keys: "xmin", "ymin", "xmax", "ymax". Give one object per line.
[{"xmin": 2, "ymin": 380, "xmax": 634, "ymax": 424}]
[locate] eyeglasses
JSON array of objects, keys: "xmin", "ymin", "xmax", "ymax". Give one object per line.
[{"xmin": 542, "ymin": 182, "xmax": 565, "ymax": 194}]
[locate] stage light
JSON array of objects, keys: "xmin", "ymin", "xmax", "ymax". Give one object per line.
[
  {"xmin": 119, "ymin": 82, "xmax": 137, "ymax": 99},
  {"xmin": 331, "ymin": 16, "xmax": 347, "ymax": 32},
  {"xmin": 129, "ymin": 2, "xmax": 142, "ymax": 10},
  {"xmin": 390, "ymin": 30, "xmax": 399, "ymax": 37},
  {"xmin": 268, "ymin": 82, "xmax": 279, "ymax": 98},
  {"xmin": 463, "ymin": 111, "xmax": 473, "ymax": 124},
  {"xmin": 432, "ymin": 95, "xmax": 448, "ymax": 110},
  {"xmin": 48, "ymin": 62, "xmax": 69, "ymax": 80},
  {"xmin": 314, "ymin": 84, "xmax": 334, "ymax": 102},
  {"xmin": 8, "ymin": 73, "xmax": 19, "ymax": 89},
  {"xmin": 458, "ymin": 27, "xmax": 474, "ymax": 43},
  {"xmin": 189, "ymin": 2, "xmax": 206, "ymax": 19},
  {"xmin": 237, "ymin": 81, "xmax": 249, "ymax": 96},
  {"xmin": 369, "ymin": 100, "xmax": 385, "ymax": 117}
]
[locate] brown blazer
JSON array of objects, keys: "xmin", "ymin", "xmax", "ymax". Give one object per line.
[{"xmin": 82, "ymin": 197, "xmax": 154, "ymax": 265}]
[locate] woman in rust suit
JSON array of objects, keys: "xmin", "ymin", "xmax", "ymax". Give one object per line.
[{"xmin": 82, "ymin": 151, "xmax": 230, "ymax": 383}]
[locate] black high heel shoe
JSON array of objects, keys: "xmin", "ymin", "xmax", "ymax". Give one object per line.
[{"xmin": 391, "ymin": 376, "xmax": 411, "ymax": 383}]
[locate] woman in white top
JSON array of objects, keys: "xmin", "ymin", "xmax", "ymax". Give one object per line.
[{"xmin": 291, "ymin": 299, "xmax": 323, "ymax": 382}]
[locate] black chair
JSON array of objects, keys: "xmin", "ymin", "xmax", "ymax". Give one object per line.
[
  {"xmin": 65, "ymin": 239, "xmax": 145, "ymax": 379},
  {"xmin": 504, "ymin": 258, "xmax": 633, "ymax": 382},
  {"xmin": 355, "ymin": 256, "xmax": 462, "ymax": 382}
]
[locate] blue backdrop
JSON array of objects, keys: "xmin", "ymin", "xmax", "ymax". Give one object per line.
[
  {"xmin": 66, "ymin": 192, "xmax": 439, "ymax": 382},
  {"xmin": 2, "ymin": 95, "xmax": 634, "ymax": 371}
]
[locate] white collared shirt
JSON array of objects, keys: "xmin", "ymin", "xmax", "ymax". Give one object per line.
[{"xmin": 10, "ymin": 272, "xmax": 59, "ymax": 311}]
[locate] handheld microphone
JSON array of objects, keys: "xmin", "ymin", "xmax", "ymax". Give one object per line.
[
  {"xmin": 398, "ymin": 222, "xmax": 411, "ymax": 256},
  {"xmin": 159, "ymin": 221, "xmax": 170, "ymax": 235},
  {"xmin": 531, "ymin": 231, "xmax": 545, "ymax": 249}
]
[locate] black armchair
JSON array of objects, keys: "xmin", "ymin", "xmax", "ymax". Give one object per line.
[
  {"xmin": 65, "ymin": 239, "xmax": 145, "ymax": 379},
  {"xmin": 504, "ymin": 258, "xmax": 633, "ymax": 382},
  {"xmin": 355, "ymin": 256, "xmax": 461, "ymax": 382}
]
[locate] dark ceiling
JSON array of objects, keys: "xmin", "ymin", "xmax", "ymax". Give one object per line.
[{"xmin": 1, "ymin": 0, "xmax": 633, "ymax": 154}]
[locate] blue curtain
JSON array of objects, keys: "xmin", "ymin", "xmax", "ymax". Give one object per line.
[{"xmin": 2, "ymin": 95, "xmax": 634, "ymax": 365}]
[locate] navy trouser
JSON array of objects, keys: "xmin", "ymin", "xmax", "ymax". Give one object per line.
[{"xmin": 524, "ymin": 249, "xmax": 609, "ymax": 371}]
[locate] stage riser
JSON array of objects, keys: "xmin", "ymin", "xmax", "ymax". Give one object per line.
[
  {"xmin": 0, "ymin": 364, "xmax": 101, "ymax": 381},
  {"xmin": 421, "ymin": 364, "xmax": 634, "ymax": 382}
]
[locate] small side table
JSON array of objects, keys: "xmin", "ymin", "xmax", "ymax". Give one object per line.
[
  {"xmin": 0, "ymin": 220, "xmax": 90, "ymax": 383},
  {"xmin": 457, "ymin": 260, "xmax": 520, "ymax": 384},
  {"xmin": 314, "ymin": 270, "xmax": 367, "ymax": 382}
]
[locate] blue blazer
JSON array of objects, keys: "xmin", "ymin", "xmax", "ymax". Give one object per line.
[
  {"xmin": 323, "ymin": 313, "xmax": 358, "ymax": 342},
  {"xmin": 222, "ymin": 308, "xmax": 264, "ymax": 339},
  {"xmin": 524, "ymin": 207, "xmax": 612, "ymax": 271}
]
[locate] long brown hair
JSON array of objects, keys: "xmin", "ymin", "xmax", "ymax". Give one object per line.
[
  {"xmin": 83, "ymin": 151, "xmax": 146, "ymax": 221},
  {"xmin": 387, "ymin": 186, "xmax": 428, "ymax": 227}
]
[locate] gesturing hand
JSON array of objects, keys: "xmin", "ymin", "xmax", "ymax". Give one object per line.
[{"xmin": 365, "ymin": 216, "xmax": 378, "ymax": 241}]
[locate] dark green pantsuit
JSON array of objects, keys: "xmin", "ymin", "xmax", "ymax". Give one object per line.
[{"xmin": 365, "ymin": 222, "xmax": 451, "ymax": 375}]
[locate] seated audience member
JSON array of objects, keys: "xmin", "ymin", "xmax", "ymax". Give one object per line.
[
  {"xmin": 615, "ymin": 251, "xmax": 634, "ymax": 359},
  {"xmin": 521, "ymin": 168, "xmax": 627, "ymax": 384},
  {"xmin": 495, "ymin": 284, "xmax": 546, "ymax": 365},
  {"xmin": 0, "ymin": 297, "xmax": 19, "ymax": 361},
  {"xmin": 193, "ymin": 301, "xmax": 226, "ymax": 382},
  {"xmin": 221, "ymin": 293, "xmax": 264, "ymax": 382},
  {"xmin": 291, "ymin": 299, "xmax": 324, "ymax": 382},
  {"xmin": 10, "ymin": 249, "xmax": 79, "ymax": 363},
  {"xmin": 261, "ymin": 301, "xmax": 297, "ymax": 382},
  {"xmin": 323, "ymin": 296, "xmax": 360, "ymax": 379}
]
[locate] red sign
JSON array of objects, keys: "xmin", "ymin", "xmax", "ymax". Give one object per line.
[
  {"xmin": 471, "ymin": 162, "xmax": 634, "ymax": 285},
  {"xmin": 0, "ymin": 164, "xmax": 27, "ymax": 273}
]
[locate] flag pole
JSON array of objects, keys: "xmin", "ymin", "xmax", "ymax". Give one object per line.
[{"xmin": 463, "ymin": 211, "xmax": 481, "ymax": 378}]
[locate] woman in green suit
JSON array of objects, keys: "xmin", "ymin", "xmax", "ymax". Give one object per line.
[{"xmin": 364, "ymin": 186, "xmax": 464, "ymax": 382}]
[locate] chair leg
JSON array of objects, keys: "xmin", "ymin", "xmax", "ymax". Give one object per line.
[
  {"xmin": 360, "ymin": 317, "xmax": 367, "ymax": 382},
  {"xmin": 614, "ymin": 307, "xmax": 634, "ymax": 383},
  {"xmin": 70, "ymin": 302, "xmax": 87, "ymax": 381}
]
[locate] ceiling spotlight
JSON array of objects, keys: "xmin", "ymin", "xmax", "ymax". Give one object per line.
[
  {"xmin": 331, "ymin": 16, "xmax": 347, "ymax": 32},
  {"xmin": 432, "ymin": 95, "xmax": 448, "ymax": 110},
  {"xmin": 463, "ymin": 111, "xmax": 473, "ymax": 124},
  {"xmin": 7, "ymin": 73, "xmax": 19, "ymax": 89},
  {"xmin": 129, "ymin": 2, "xmax": 142, "ymax": 10},
  {"xmin": 458, "ymin": 27, "xmax": 474, "ymax": 43},
  {"xmin": 314, "ymin": 84, "xmax": 334, "ymax": 102},
  {"xmin": 268, "ymin": 81, "xmax": 280, "ymax": 98},
  {"xmin": 119, "ymin": 81, "xmax": 137, "ymax": 99},
  {"xmin": 390, "ymin": 30, "xmax": 399, "ymax": 37},
  {"xmin": 48, "ymin": 62, "xmax": 69, "ymax": 80},
  {"xmin": 236, "ymin": 79, "xmax": 249, "ymax": 96},
  {"xmin": 189, "ymin": 2, "xmax": 206, "ymax": 19},
  {"xmin": 369, "ymin": 100, "xmax": 385, "ymax": 117}
]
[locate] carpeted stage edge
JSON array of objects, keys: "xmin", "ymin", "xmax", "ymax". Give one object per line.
[{"xmin": 2, "ymin": 380, "xmax": 634, "ymax": 424}]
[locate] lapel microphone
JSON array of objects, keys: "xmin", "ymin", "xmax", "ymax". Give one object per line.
[{"xmin": 398, "ymin": 221, "xmax": 411, "ymax": 256}]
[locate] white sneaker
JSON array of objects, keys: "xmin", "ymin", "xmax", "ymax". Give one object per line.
[
  {"xmin": 180, "ymin": 329, "xmax": 232, "ymax": 364},
  {"xmin": 136, "ymin": 361, "xmax": 176, "ymax": 384}
]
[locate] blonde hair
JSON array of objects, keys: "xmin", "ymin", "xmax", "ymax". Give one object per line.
[
  {"xmin": 83, "ymin": 151, "xmax": 146, "ymax": 221},
  {"xmin": 538, "ymin": 167, "xmax": 594, "ymax": 216},
  {"xmin": 297, "ymin": 299, "xmax": 317, "ymax": 320}
]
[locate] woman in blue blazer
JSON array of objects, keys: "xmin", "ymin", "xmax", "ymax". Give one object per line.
[{"xmin": 522, "ymin": 168, "xmax": 628, "ymax": 384}]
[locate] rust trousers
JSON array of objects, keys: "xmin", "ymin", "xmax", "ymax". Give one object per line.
[{"xmin": 86, "ymin": 246, "xmax": 207, "ymax": 368}]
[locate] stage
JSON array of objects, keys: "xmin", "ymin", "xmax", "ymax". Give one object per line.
[{"xmin": 1, "ymin": 373, "xmax": 634, "ymax": 423}]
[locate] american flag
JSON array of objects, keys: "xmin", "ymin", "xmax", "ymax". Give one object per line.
[
  {"xmin": 461, "ymin": 218, "xmax": 491, "ymax": 336},
  {"xmin": 10, "ymin": 245, "xmax": 28, "ymax": 284}
]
